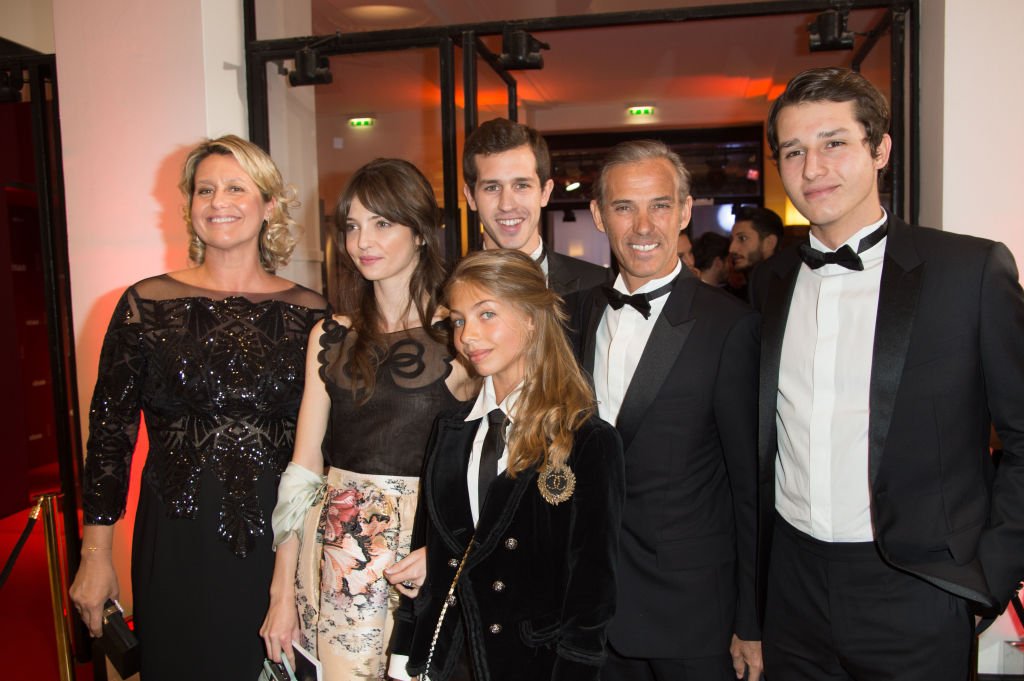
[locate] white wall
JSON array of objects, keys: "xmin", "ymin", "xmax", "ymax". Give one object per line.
[
  {"xmin": 0, "ymin": 0, "xmax": 54, "ymax": 53},
  {"xmin": 921, "ymin": 0, "xmax": 1024, "ymax": 264}
]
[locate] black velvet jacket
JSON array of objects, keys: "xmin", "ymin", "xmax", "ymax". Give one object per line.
[{"xmin": 392, "ymin": 408, "xmax": 625, "ymax": 681}]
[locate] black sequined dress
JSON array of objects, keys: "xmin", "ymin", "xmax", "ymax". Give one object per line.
[{"xmin": 82, "ymin": 274, "xmax": 327, "ymax": 681}]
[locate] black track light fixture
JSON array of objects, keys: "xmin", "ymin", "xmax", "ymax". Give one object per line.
[
  {"xmin": 498, "ymin": 27, "xmax": 550, "ymax": 70},
  {"xmin": 289, "ymin": 47, "xmax": 332, "ymax": 86},
  {"xmin": 808, "ymin": 3, "xmax": 855, "ymax": 52}
]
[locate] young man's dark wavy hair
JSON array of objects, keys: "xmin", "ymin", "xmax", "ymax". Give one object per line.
[
  {"xmin": 462, "ymin": 118, "xmax": 551, "ymax": 188},
  {"xmin": 767, "ymin": 67, "xmax": 891, "ymax": 164}
]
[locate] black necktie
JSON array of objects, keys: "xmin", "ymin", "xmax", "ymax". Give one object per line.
[
  {"xmin": 477, "ymin": 408, "xmax": 505, "ymax": 512},
  {"xmin": 602, "ymin": 277, "xmax": 677, "ymax": 319},
  {"xmin": 798, "ymin": 222, "xmax": 888, "ymax": 271}
]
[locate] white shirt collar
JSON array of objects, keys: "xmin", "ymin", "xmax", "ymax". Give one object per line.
[
  {"xmin": 612, "ymin": 259, "xmax": 683, "ymax": 295},
  {"xmin": 528, "ymin": 239, "xmax": 545, "ymax": 262},
  {"xmin": 466, "ymin": 375, "xmax": 522, "ymax": 423},
  {"xmin": 807, "ymin": 209, "xmax": 887, "ymax": 275},
  {"xmin": 809, "ymin": 209, "xmax": 887, "ymax": 256}
]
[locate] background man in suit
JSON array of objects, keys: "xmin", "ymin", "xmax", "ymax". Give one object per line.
[
  {"xmin": 752, "ymin": 67, "xmax": 1024, "ymax": 680},
  {"xmin": 728, "ymin": 206, "xmax": 782, "ymax": 274},
  {"xmin": 463, "ymin": 118, "xmax": 609, "ymax": 295},
  {"xmin": 575, "ymin": 140, "xmax": 762, "ymax": 681},
  {"xmin": 693, "ymin": 232, "xmax": 732, "ymax": 287}
]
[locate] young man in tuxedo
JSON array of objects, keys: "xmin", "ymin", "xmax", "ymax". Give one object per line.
[
  {"xmin": 575, "ymin": 140, "xmax": 762, "ymax": 681},
  {"xmin": 463, "ymin": 118, "xmax": 609, "ymax": 295},
  {"xmin": 751, "ymin": 66, "xmax": 1024, "ymax": 680}
]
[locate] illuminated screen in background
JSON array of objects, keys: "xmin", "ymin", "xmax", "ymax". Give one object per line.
[{"xmin": 689, "ymin": 202, "xmax": 759, "ymax": 239}]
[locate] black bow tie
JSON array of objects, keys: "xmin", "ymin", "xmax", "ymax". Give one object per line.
[
  {"xmin": 798, "ymin": 222, "xmax": 889, "ymax": 271},
  {"xmin": 602, "ymin": 277, "xmax": 676, "ymax": 319}
]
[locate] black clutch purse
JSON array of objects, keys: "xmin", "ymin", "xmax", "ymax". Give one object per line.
[{"xmin": 98, "ymin": 599, "xmax": 140, "ymax": 678}]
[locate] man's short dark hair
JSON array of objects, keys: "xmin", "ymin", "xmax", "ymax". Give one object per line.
[
  {"xmin": 734, "ymin": 206, "xmax": 783, "ymax": 242},
  {"xmin": 767, "ymin": 67, "xmax": 891, "ymax": 163},
  {"xmin": 692, "ymin": 232, "xmax": 730, "ymax": 271},
  {"xmin": 462, "ymin": 118, "xmax": 551, "ymax": 188}
]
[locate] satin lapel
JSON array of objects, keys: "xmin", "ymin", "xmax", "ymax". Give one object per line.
[
  {"xmin": 581, "ymin": 290, "xmax": 608, "ymax": 376},
  {"xmin": 758, "ymin": 251, "xmax": 801, "ymax": 480},
  {"xmin": 466, "ymin": 467, "xmax": 536, "ymax": 569},
  {"xmin": 868, "ymin": 220, "xmax": 923, "ymax": 487},
  {"xmin": 424, "ymin": 415, "xmax": 477, "ymax": 554},
  {"xmin": 615, "ymin": 279, "xmax": 697, "ymax": 452}
]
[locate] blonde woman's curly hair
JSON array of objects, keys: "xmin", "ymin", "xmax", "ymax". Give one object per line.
[{"xmin": 179, "ymin": 134, "xmax": 299, "ymax": 272}]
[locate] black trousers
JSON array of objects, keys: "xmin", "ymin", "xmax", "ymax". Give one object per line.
[
  {"xmin": 763, "ymin": 516, "xmax": 972, "ymax": 681},
  {"xmin": 602, "ymin": 643, "xmax": 733, "ymax": 681}
]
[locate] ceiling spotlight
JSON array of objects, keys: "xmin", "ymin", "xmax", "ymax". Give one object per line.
[
  {"xmin": 498, "ymin": 27, "xmax": 550, "ymax": 70},
  {"xmin": 808, "ymin": 7, "xmax": 855, "ymax": 52},
  {"xmin": 289, "ymin": 47, "xmax": 333, "ymax": 86},
  {"xmin": 562, "ymin": 208, "xmax": 577, "ymax": 223},
  {"xmin": 565, "ymin": 181, "xmax": 581, "ymax": 192}
]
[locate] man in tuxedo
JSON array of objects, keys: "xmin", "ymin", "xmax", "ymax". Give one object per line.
[
  {"xmin": 752, "ymin": 67, "xmax": 1024, "ymax": 680},
  {"xmin": 463, "ymin": 118, "xmax": 609, "ymax": 295},
  {"xmin": 575, "ymin": 140, "xmax": 762, "ymax": 681}
]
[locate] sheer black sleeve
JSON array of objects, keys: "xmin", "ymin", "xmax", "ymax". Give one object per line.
[{"xmin": 82, "ymin": 287, "xmax": 146, "ymax": 525}]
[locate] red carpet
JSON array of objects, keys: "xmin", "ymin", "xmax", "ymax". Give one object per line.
[{"xmin": 0, "ymin": 465, "xmax": 95, "ymax": 681}]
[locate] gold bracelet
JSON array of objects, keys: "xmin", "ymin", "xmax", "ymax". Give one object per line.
[{"xmin": 83, "ymin": 546, "xmax": 111, "ymax": 552}]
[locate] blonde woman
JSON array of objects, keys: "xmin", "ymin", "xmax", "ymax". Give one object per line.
[
  {"xmin": 391, "ymin": 249, "xmax": 625, "ymax": 681},
  {"xmin": 69, "ymin": 135, "xmax": 328, "ymax": 680}
]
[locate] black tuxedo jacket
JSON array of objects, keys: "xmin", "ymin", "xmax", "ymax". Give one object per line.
[
  {"xmin": 573, "ymin": 269, "xmax": 761, "ymax": 657},
  {"xmin": 750, "ymin": 217, "xmax": 1024, "ymax": 618},
  {"xmin": 547, "ymin": 249, "xmax": 610, "ymax": 297},
  {"xmin": 394, "ymin": 410, "xmax": 625, "ymax": 681}
]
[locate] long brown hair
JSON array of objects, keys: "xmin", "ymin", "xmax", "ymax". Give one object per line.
[
  {"xmin": 334, "ymin": 158, "xmax": 447, "ymax": 403},
  {"xmin": 445, "ymin": 249, "xmax": 595, "ymax": 475}
]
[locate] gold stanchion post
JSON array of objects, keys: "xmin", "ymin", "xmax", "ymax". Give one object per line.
[{"xmin": 39, "ymin": 493, "xmax": 76, "ymax": 681}]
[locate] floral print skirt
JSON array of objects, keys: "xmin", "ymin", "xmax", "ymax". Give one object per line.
[{"xmin": 296, "ymin": 467, "xmax": 419, "ymax": 680}]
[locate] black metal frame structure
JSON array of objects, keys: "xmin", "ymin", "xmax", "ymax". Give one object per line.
[
  {"xmin": 243, "ymin": 0, "xmax": 920, "ymax": 261},
  {"xmin": 0, "ymin": 48, "xmax": 85, "ymax": 656}
]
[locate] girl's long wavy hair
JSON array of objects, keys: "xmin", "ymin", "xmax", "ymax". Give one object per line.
[
  {"xmin": 334, "ymin": 158, "xmax": 447, "ymax": 403},
  {"xmin": 445, "ymin": 249, "xmax": 595, "ymax": 475},
  {"xmin": 179, "ymin": 134, "xmax": 298, "ymax": 272}
]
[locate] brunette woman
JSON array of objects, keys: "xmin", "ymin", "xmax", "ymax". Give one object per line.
[
  {"xmin": 261, "ymin": 158, "xmax": 476, "ymax": 680},
  {"xmin": 391, "ymin": 249, "xmax": 625, "ymax": 681}
]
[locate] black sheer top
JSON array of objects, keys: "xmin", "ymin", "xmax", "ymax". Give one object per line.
[
  {"xmin": 82, "ymin": 274, "xmax": 328, "ymax": 556},
  {"xmin": 318, "ymin": 317, "xmax": 463, "ymax": 476}
]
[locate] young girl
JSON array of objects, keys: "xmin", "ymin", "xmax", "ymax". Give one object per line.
[
  {"xmin": 391, "ymin": 249, "xmax": 625, "ymax": 681},
  {"xmin": 261, "ymin": 158, "xmax": 476, "ymax": 680}
]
